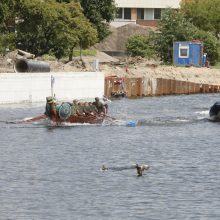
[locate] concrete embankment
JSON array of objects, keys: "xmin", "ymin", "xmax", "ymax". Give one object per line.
[
  {"xmin": 1, "ymin": 71, "xmax": 219, "ymax": 104},
  {"xmin": 0, "ymin": 72, "xmax": 104, "ymax": 104},
  {"xmin": 105, "ymin": 77, "xmax": 220, "ymax": 97}
]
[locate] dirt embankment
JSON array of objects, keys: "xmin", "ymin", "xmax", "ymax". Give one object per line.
[
  {"xmin": 100, "ymin": 58, "xmax": 220, "ymax": 85},
  {"xmin": 1, "ymin": 51, "xmax": 220, "ymax": 85}
]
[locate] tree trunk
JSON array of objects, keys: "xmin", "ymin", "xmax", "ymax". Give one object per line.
[{"xmin": 69, "ymin": 47, "xmax": 73, "ymax": 61}]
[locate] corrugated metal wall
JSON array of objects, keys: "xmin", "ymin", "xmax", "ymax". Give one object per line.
[{"xmin": 105, "ymin": 77, "xmax": 220, "ymax": 97}]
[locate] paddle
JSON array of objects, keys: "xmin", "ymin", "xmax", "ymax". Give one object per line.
[
  {"xmin": 104, "ymin": 115, "xmax": 116, "ymax": 120},
  {"xmin": 18, "ymin": 114, "xmax": 47, "ymax": 123}
]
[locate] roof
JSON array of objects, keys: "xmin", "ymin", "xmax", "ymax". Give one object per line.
[{"xmin": 115, "ymin": 0, "xmax": 181, "ymax": 8}]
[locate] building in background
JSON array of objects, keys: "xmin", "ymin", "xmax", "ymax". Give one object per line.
[{"xmin": 112, "ymin": 0, "xmax": 181, "ymax": 27}]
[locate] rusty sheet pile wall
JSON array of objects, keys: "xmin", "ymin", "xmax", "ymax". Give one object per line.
[{"xmin": 105, "ymin": 77, "xmax": 220, "ymax": 97}]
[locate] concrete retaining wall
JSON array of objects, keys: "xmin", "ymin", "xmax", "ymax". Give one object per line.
[{"xmin": 0, "ymin": 72, "xmax": 104, "ymax": 104}]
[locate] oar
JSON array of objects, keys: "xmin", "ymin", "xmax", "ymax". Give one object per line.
[
  {"xmin": 105, "ymin": 115, "xmax": 116, "ymax": 120},
  {"xmin": 83, "ymin": 113, "xmax": 116, "ymax": 120},
  {"xmin": 18, "ymin": 114, "xmax": 47, "ymax": 123}
]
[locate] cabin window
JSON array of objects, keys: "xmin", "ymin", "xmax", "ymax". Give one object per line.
[
  {"xmin": 137, "ymin": 8, "xmax": 144, "ymax": 20},
  {"xmin": 116, "ymin": 8, "xmax": 123, "ymax": 19},
  {"xmin": 179, "ymin": 46, "xmax": 189, "ymax": 58},
  {"xmin": 124, "ymin": 8, "xmax": 131, "ymax": 20},
  {"xmin": 154, "ymin": 8, "xmax": 161, "ymax": 20}
]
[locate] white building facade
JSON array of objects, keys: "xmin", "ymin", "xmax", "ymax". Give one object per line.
[{"xmin": 113, "ymin": 0, "xmax": 181, "ymax": 27}]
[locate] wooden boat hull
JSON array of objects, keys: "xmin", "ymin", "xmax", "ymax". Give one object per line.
[
  {"xmin": 45, "ymin": 99, "xmax": 106, "ymax": 125},
  {"xmin": 49, "ymin": 114, "xmax": 105, "ymax": 124}
]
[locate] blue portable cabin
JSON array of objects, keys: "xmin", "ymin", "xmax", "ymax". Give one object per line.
[{"xmin": 173, "ymin": 41, "xmax": 206, "ymax": 67}]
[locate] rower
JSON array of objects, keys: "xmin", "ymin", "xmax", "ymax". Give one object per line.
[
  {"xmin": 71, "ymin": 99, "xmax": 78, "ymax": 116},
  {"xmin": 88, "ymin": 102, "xmax": 98, "ymax": 115},
  {"xmin": 45, "ymin": 96, "xmax": 58, "ymax": 118},
  {"xmin": 93, "ymin": 97, "xmax": 106, "ymax": 114},
  {"xmin": 76, "ymin": 102, "xmax": 85, "ymax": 116},
  {"xmin": 101, "ymin": 96, "xmax": 111, "ymax": 114}
]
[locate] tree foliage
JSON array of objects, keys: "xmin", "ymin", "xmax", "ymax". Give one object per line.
[
  {"xmin": 126, "ymin": 34, "xmax": 155, "ymax": 58},
  {"xmin": 16, "ymin": 0, "xmax": 97, "ymax": 59},
  {"xmin": 0, "ymin": 0, "xmax": 16, "ymax": 53},
  {"xmin": 154, "ymin": 9, "xmax": 219, "ymax": 64},
  {"xmin": 0, "ymin": 33, "xmax": 16, "ymax": 54},
  {"xmin": 154, "ymin": 9, "xmax": 197, "ymax": 63},
  {"xmin": 0, "ymin": 0, "xmax": 15, "ymax": 32},
  {"xmin": 181, "ymin": 0, "xmax": 220, "ymax": 38},
  {"xmin": 194, "ymin": 30, "xmax": 220, "ymax": 65},
  {"xmin": 79, "ymin": 0, "xmax": 117, "ymax": 41}
]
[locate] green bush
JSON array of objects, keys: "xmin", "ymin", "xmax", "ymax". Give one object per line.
[
  {"xmin": 194, "ymin": 30, "xmax": 220, "ymax": 65},
  {"xmin": 41, "ymin": 54, "xmax": 57, "ymax": 61},
  {"xmin": 126, "ymin": 34, "xmax": 155, "ymax": 58},
  {"xmin": 0, "ymin": 33, "xmax": 15, "ymax": 55}
]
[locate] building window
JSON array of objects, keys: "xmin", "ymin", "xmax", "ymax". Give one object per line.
[
  {"xmin": 116, "ymin": 8, "xmax": 122, "ymax": 19},
  {"xmin": 124, "ymin": 8, "xmax": 131, "ymax": 20},
  {"xmin": 137, "ymin": 8, "xmax": 144, "ymax": 20},
  {"xmin": 179, "ymin": 46, "xmax": 189, "ymax": 58},
  {"xmin": 154, "ymin": 8, "xmax": 161, "ymax": 20}
]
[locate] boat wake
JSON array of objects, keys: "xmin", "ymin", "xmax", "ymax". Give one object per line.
[{"xmin": 1, "ymin": 112, "xmax": 210, "ymax": 129}]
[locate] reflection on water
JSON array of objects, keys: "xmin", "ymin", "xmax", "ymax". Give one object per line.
[{"xmin": 0, "ymin": 94, "xmax": 220, "ymax": 220}]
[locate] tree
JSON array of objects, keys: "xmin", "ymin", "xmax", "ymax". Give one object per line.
[
  {"xmin": 0, "ymin": 0, "xmax": 16, "ymax": 54},
  {"xmin": 79, "ymin": 0, "xmax": 117, "ymax": 41},
  {"xmin": 154, "ymin": 9, "xmax": 196, "ymax": 63},
  {"xmin": 181, "ymin": 0, "xmax": 220, "ymax": 38},
  {"xmin": 154, "ymin": 9, "xmax": 219, "ymax": 64},
  {"xmin": 126, "ymin": 34, "xmax": 155, "ymax": 58},
  {"xmin": 193, "ymin": 30, "xmax": 220, "ymax": 65},
  {"xmin": 16, "ymin": 0, "xmax": 97, "ymax": 59},
  {"xmin": 0, "ymin": 0, "xmax": 15, "ymax": 32}
]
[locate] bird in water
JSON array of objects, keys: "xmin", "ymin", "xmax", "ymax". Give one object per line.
[
  {"xmin": 101, "ymin": 164, "xmax": 150, "ymax": 176},
  {"xmin": 101, "ymin": 165, "xmax": 108, "ymax": 171},
  {"xmin": 135, "ymin": 164, "xmax": 148, "ymax": 176}
]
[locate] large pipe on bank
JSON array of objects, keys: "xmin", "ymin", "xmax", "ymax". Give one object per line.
[{"xmin": 14, "ymin": 59, "xmax": 50, "ymax": 73}]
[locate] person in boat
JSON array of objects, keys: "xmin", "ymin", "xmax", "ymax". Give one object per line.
[
  {"xmin": 71, "ymin": 99, "xmax": 78, "ymax": 116},
  {"xmin": 88, "ymin": 102, "xmax": 98, "ymax": 115},
  {"xmin": 83, "ymin": 102, "xmax": 92, "ymax": 115},
  {"xmin": 45, "ymin": 96, "xmax": 59, "ymax": 120},
  {"xmin": 45, "ymin": 96, "xmax": 52, "ymax": 116},
  {"xmin": 76, "ymin": 102, "xmax": 86, "ymax": 116},
  {"xmin": 45, "ymin": 96, "xmax": 56, "ymax": 117},
  {"xmin": 93, "ymin": 97, "xmax": 106, "ymax": 114},
  {"xmin": 100, "ymin": 96, "xmax": 111, "ymax": 114}
]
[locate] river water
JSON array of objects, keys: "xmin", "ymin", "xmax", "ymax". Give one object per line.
[{"xmin": 0, "ymin": 94, "xmax": 220, "ymax": 220}]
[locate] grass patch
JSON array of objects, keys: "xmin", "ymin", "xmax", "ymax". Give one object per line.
[
  {"xmin": 213, "ymin": 62, "xmax": 220, "ymax": 69},
  {"xmin": 42, "ymin": 54, "xmax": 57, "ymax": 61}
]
